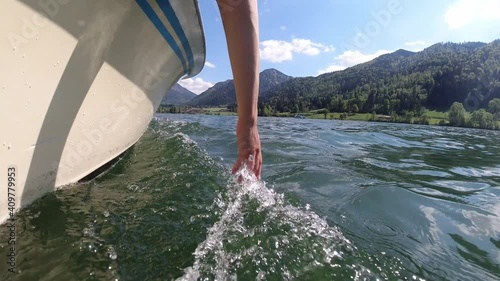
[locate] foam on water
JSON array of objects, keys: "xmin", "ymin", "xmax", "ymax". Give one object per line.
[{"xmin": 176, "ymin": 167, "xmax": 376, "ymax": 280}]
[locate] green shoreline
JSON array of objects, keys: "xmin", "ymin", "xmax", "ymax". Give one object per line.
[{"xmin": 157, "ymin": 104, "xmax": 500, "ymax": 130}]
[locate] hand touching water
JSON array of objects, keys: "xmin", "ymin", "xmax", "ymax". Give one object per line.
[
  {"xmin": 217, "ymin": 0, "xmax": 262, "ymax": 179},
  {"xmin": 232, "ymin": 121, "xmax": 262, "ymax": 179}
]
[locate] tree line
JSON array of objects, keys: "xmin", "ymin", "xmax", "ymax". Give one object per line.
[
  {"xmin": 448, "ymin": 98, "xmax": 500, "ymax": 129},
  {"xmin": 256, "ymin": 41, "xmax": 500, "ymax": 128}
]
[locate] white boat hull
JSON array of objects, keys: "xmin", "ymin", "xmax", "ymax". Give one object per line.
[{"xmin": 0, "ymin": 0, "xmax": 205, "ymax": 223}]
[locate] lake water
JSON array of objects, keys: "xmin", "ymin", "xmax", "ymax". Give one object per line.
[{"xmin": 1, "ymin": 114, "xmax": 499, "ymax": 281}]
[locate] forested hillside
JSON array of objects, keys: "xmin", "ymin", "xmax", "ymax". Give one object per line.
[{"xmin": 258, "ymin": 40, "xmax": 500, "ymax": 116}]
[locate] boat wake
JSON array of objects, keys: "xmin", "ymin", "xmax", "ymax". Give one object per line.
[{"xmin": 176, "ymin": 166, "xmax": 377, "ymax": 280}]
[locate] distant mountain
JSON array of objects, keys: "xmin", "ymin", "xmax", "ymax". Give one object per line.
[
  {"xmin": 259, "ymin": 40, "xmax": 499, "ymax": 114},
  {"xmin": 259, "ymin": 68, "xmax": 294, "ymax": 95},
  {"xmin": 187, "ymin": 68, "xmax": 292, "ymax": 107},
  {"xmin": 161, "ymin": 83, "xmax": 197, "ymax": 105}
]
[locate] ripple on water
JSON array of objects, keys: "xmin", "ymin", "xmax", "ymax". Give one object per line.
[
  {"xmin": 411, "ymin": 169, "xmax": 452, "ymax": 178},
  {"xmin": 362, "ymin": 217, "xmax": 401, "ymax": 237},
  {"xmin": 450, "ymin": 166, "xmax": 500, "ymax": 178},
  {"xmin": 429, "ymin": 180, "xmax": 491, "ymax": 194}
]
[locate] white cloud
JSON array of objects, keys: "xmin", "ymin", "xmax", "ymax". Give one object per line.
[
  {"xmin": 260, "ymin": 40, "xmax": 293, "ymax": 62},
  {"xmin": 404, "ymin": 40, "xmax": 426, "ymax": 47},
  {"xmin": 260, "ymin": 38, "xmax": 335, "ymax": 63},
  {"xmin": 445, "ymin": 0, "xmax": 500, "ymax": 29},
  {"xmin": 335, "ymin": 49, "xmax": 392, "ymax": 67},
  {"xmin": 204, "ymin": 61, "xmax": 216, "ymax": 68},
  {"xmin": 178, "ymin": 77, "xmax": 213, "ymax": 94},
  {"xmin": 280, "ymin": 25, "xmax": 287, "ymax": 31},
  {"xmin": 404, "ymin": 40, "xmax": 427, "ymax": 52},
  {"xmin": 317, "ymin": 49, "xmax": 393, "ymax": 75},
  {"xmin": 317, "ymin": 65, "xmax": 346, "ymax": 75}
]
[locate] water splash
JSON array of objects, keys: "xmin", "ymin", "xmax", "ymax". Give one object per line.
[{"xmin": 178, "ymin": 167, "xmax": 361, "ymax": 280}]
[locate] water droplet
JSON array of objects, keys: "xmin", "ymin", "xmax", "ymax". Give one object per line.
[
  {"xmin": 83, "ymin": 226, "xmax": 95, "ymax": 237},
  {"xmin": 108, "ymin": 247, "xmax": 118, "ymax": 260}
]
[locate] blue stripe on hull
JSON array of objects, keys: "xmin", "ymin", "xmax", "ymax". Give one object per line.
[
  {"xmin": 135, "ymin": 0, "xmax": 188, "ymax": 72},
  {"xmin": 155, "ymin": 0, "xmax": 194, "ymax": 72}
]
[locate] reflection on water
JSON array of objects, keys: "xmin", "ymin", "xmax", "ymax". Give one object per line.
[{"xmin": 0, "ymin": 115, "xmax": 498, "ymax": 281}]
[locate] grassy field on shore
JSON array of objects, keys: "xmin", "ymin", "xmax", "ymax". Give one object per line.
[
  {"xmin": 159, "ymin": 107, "xmax": 448, "ymax": 125},
  {"xmin": 158, "ymin": 106, "xmax": 451, "ymax": 126},
  {"xmin": 286, "ymin": 109, "xmax": 449, "ymax": 125}
]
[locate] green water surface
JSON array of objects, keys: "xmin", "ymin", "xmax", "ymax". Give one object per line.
[{"xmin": 1, "ymin": 114, "xmax": 499, "ymax": 281}]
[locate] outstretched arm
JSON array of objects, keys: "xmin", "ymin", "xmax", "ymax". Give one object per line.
[{"xmin": 217, "ymin": 0, "xmax": 262, "ymax": 179}]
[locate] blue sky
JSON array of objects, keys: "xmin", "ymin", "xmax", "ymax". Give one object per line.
[{"xmin": 178, "ymin": 0, "xmax": 500, "ymax": 94}]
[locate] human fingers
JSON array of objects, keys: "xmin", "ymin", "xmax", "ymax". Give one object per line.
[
  {"xmin": 253, "ymin": 150, "xmax": 262, "ymax": 179},
  {"xmin": 232, "ymin": 158, "xmax": 242, "ymax": 175}
]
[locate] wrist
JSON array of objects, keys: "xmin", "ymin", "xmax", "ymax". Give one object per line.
[{"xmin": 237, "ymin": 116, "xmax": 258, "ymax": 128}]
